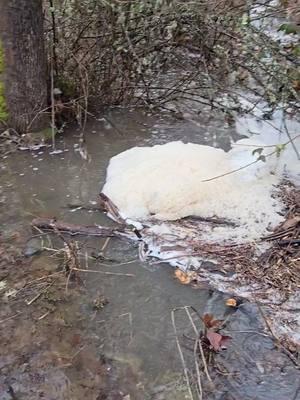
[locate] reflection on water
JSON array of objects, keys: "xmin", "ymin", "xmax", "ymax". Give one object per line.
[{"xmin": 1, "ymin": 107, "xmax": 299, "ymax": 399}]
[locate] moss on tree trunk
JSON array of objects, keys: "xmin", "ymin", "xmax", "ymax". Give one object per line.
[{"xmin": 0, "ymin": 40, "xmax": 8, "ymax": 123}]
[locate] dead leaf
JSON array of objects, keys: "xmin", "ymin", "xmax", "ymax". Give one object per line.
[
  {"xmin": 280, "ymin": 216, "xmax": 300, "ymax": 231},
  {"xmin": 226, "ymin": 298, "xmax": 237, "ymax": 307},
  {"xmin": 174, "ymin": 269, "xmax": 198, "ymax": 285},
  {"xmin": 71, "ymin": 333, "xmax": 82, "ymax": 346},
  {"xmin": 292, "ymin": 80, "xmax": 300, "ymax": 91},
  {"xmin": 174, "ymin": 269, "xmax": 191, "ymax": 284},
  {"xmin": 201, "ymin": 313, "xmax": 223, "ymax": 329},
  {"xmin": 206, "ymin": 330, "xmax": 231, "ymax": 351}
]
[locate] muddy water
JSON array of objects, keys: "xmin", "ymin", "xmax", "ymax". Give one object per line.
[{"xmin": 0, "ymin": 108, "xmax": 299, "ymax": 399}]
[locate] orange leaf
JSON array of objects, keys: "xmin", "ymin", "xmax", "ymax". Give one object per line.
[
  {"xmin": 174, "ymin": 269, "xmax": 191, "ymax": 285},
  {"xmin": 201, "ymin": 313, "xmax": 223, "ymax": 329},
  {"xmin": 225, "ymin": 298, "xmax": 237, "ymax": 307}
]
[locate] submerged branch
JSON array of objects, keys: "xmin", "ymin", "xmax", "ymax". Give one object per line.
[{"xmin": 31, "ymin": 217, "xmax": 135, "ymax": 239}]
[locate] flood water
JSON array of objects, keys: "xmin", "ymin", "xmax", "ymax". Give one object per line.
[{"xmin": 1, "ymin": 107, "xmax": 299, "ymax": 399}]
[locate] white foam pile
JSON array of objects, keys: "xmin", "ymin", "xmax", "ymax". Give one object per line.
[{"xmin": 102, "ymin": 131, "xmax": 299, "ymax": 244}]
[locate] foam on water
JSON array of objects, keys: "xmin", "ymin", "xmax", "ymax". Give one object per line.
[{"xmin": 102, "ymin": 129, "xmax": 299, "ymax": 243}]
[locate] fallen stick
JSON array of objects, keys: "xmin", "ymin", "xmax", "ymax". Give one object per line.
[
  {"xmin": 278, "ymin": 239, "xmax": 300, "ymax": 246},
  {"xmin": 261, "ymin": 227, "xmax": 296, "ymax": 241},
  {"xmin": 31, "ymin": 217, "xmax": 135, "ymax": 239},
  {"xmin": 182, "ymin": 215, "xmax": 237, "ymax": 227},
  {"xmin": 63, "ymin": 203, "xmax": 100, "ymax": 212}
]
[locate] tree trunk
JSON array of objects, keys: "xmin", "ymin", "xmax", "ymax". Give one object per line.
[{"xmin": 0, "ymin": 0, "xmax": 48, "ymax": 133}]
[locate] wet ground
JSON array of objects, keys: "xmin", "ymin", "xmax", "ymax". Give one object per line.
[{"xmin": 0, "ymin": 107, "xmax": 299, "ymax": 399}]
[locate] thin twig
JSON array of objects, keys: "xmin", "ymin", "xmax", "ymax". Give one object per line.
[
  {"xmin": 201, "ymin": 135, "xmax": 299, "ymax": 183},
  {"xmin": 119, "ymin": 312, "xmax": 134, "ymax": 344},
  {"xmin": 171, "ymin": 309, "xmax": 195, "ymax": 400},
  {"xmin": 50, "ymin": 46, "xmax": 56, "ymax": 150},
  {"xmin": 25, "ymin": 281, "xmax": 55, "ymax": 306},
  {"xmin": 38, "ymin": 311, "xmax": 51, "ymax": 320},
  {"xmin": 223, "ymin": 329, "xmax": 269, "ymax": 337},
  {"xmin": 0, "ymin": 312, "xmax": 21, "ymax": 324},
  {"xmin": 72, "ymin": 267, "xmax": 135, "ymax": 277},
  {"xmin": 282, "ymin": 114, "xmax": 300, "ymax": 160},
  {"xmin": 101, "ymin": 237, "xmax": 111, "ymax": 253},
  {"xmin": 193, "ymin": 338, "xmax": 203, "ymax": 400},
  {"xmin": 185, "ymin": 306, "xmax": 213, "ymax": 386}
]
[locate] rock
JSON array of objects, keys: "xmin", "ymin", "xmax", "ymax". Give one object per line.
[{"xmin": 24, "ymin": 239, "xmax": 42, "ymax": 257}]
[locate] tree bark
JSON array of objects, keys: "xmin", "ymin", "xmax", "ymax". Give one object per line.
[{"xmin": 0, "ymin": 0, "xmax": 48, "ymax": 133}]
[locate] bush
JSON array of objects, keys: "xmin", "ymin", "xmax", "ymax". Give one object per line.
[{"xmin": 45, "ymin": 0, "xmax": 300, "ymax": 118}]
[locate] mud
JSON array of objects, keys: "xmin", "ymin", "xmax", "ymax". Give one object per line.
[{"xmin": 0, "ymin": 234, "xmax": 145, "ymax": 400}]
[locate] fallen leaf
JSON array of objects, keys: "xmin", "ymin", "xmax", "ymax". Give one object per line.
[
  {"xmin": 226, "ymin": 298, "xmax": 237, "ymax": 307},
  {"xmin": 174, "ymin": 269, "xmax": 191, "ymax": 284},
  {"xmin": 71, "ymin": 333, "xmax": 82, "ymax": 346},
  {"xmin": 206, "ymin": 330, "xmax": 231, "ymax": 351},
  {"xmin": 280, "ymin": 216, "xmax": 300, "ymax": 231},
  {"xmin": 292, "ymin": 80, "xmax": 300, "ymax": 91},
  {"xmin": 201, "ymin": 313, "xmax": 223, "ymax": 329}
]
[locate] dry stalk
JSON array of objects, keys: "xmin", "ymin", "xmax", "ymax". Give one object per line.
[
  {"xmin": 0, "ymin": 312, "xmax": 21, "ymax": 324},
  {"xmin": 72, "ymin": 53, "xmax": 90, "ymax": 161},
  {"xmin": 50, "ymin": 45, "xmax": 56, "ymax": 150},
  {"xmin": 193, "ymin": 338, "xmax": 203, "ymax": 400},
  {"xmin": 25, "ymin": 280, "xmax": 55, "ymax": 306},
  {"xmin": 118, "ymin": 312, "xmax": 134, "ymax": 344},
  {"xmin": 184, "ymin": 307, "xmax": 213, "ymax": 387},
  {"xmin": 171, "ymin": 308, "xmax": 195, "ymax": 400},
  {"xmin": 71, "ymin": 267, "xmax": 135, "ymax": 277}
]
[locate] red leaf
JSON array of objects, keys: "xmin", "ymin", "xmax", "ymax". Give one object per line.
[
  {"xmin": 201, "ymin": 313, "xmax": 223, "ymax": 329},
  {"xmin": 206, "ymin": 330, "xmax": 222, "ymax": 351},
  {"xmin": 219, "ymin": 335, "xmax": 231, "ymax": 348},
  {"xmin": 206, "ymin": 330, "xmax": 231, "ymax": 351}
]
